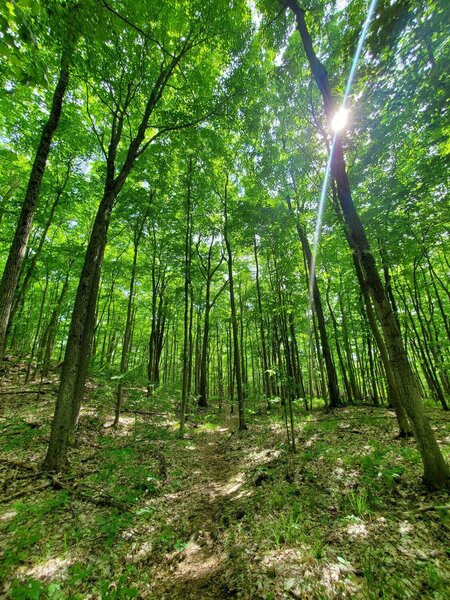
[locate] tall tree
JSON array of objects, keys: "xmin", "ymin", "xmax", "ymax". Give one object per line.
[
  {"xmin": 0, "ymin": 47, "xmax": 72, "ymax": 355},
  {"xmin": 43, "ymin": 1, "xmax": 236, "ymax": 470},
  {"xmin": 222, "ymin": 175, "xmax": 247, "ymax": 431},
  {"xmin": 281, "ymin": 0, "xmax": 449, "ymax": 488}
]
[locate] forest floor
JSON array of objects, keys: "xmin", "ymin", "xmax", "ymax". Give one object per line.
[{"xmin": 0, "ymin": 359, "xmax": 450, "ymax": 599}]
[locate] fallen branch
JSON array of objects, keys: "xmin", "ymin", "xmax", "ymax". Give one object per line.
[
  {"xmin": 51, "ymin": 477, "xmax": 128, "ymax": 510},
  {"xmin": 0, "ymin": 459, "xmax": 39, "ymax": 471},
  {"xmin": 300, "ymin": 415, "xmax": 398, "ymax": 424},
  {"xmin": 0, "ymin": 479, "xmax": 52, "ymax": 503},
  {"xmin": 412, "ymin": 505, "xmax": 450, "ymax": 514},
  {"xmin": 121, "ymin": 408, "xmax": 163, "ymax": 416},
  {"xmin": 0, "ymin": 389, "xmax": 54, "ymax": 395}
]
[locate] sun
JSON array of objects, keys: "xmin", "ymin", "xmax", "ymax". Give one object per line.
[{"xmin": 331, "ymin": 107, "xmax": 349, "ymax": 132}]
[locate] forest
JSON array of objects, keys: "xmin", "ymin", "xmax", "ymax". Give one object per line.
[{"xmin": 0, "ymin": 0, "xmax": 449, "ymax": 597}]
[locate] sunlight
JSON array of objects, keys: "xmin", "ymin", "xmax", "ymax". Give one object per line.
[
  {"xmin": 308, "ymin": 0, "xmax": 379, "ymax": 316},
  {"xmin": 174, "ymin": 539, "xmax": 225, "ymax": 579},
  {"xmin": 346, "ymin": 519, "xmax": 369, "ymax": 538},
  {"xmin": 0, "ymin": 510, "xmax": 17, "ymax": 522},
  {"xmin": 26, "ymin": 556, "xmax": 73, "ymax": 579},
  {"xmin": 331, "ymin": 107, "xmax": 349, "ymax": 132}
]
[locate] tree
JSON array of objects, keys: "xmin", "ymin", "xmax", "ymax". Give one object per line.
[{"xmin": 280, "ymin": 0, "xmax": 449, "ymax": 488}]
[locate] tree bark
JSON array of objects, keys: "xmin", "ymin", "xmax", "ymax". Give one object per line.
[
  {"xmin": 253, "ymin": 236, "xmax": 272, "ymax": 401},
  {"xmin": 44, "ymin": 47, "xmax": 191, "ymax": 471},
  {"xmin": 179, "ymin": 158, "xmax": 193, "ymax": 437},
  {"xmin": 286, "ymin": 195, "xmax": 340, "ymax": 407},
  {"xmin": 113, "ymin": 213, "xmax": 146, "ymax": 427},
  {"xmin": 223, "ymin": 176, "xmax": 247, "ymax": 431},
  {"xmin": 0, "ymin": 52, "xmax": 70, "ymax": 356}
]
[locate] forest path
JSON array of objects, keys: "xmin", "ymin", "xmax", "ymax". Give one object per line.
[{"xmin": 145, "ymin": 417, "xmax": 253, "ymax": 599}]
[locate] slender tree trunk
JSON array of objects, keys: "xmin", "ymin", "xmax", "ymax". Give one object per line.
[
  {"xmin": 25, "ymin": 271, "xmax": 50, "ymax": 383},
  {"xmin": 326, "ymin": 283, "xmax": 352, "ymax": 404},
  {"xmin": 7, "ymin": 163, "xmax": 72, "ymax": 347},
  {"xmin": 217, "ymin": 321, "xmax": 224, "ymax": 410},
  {"xmin": 114, "ymin": 215, "xmax": 146, "ymax": 427},
  {"xmin": 42, "ymin": 271, "xmax": 70, "ymax": 377},
  {"xmin": 253, "ymin": 236, "xmax": 271, "ymax": 401},
  {"xmin": 179, "ymin": 159, "xmax": 193, "ymax": 437},
  {"xmin": 198, "ymin": 301, "xmax": 211, "ymax": 408},
  {"xmin": 223, "ymin": 176, "xmax": 247, "ymax": 431},
  {"xmin": 286, "ymin": 196, "xmax": 340, "ymax": 407},
  {"xmin": 44, "ymin": 45, "xmax": 193, "ymax": 470},
  {"xmin": 0, "ymin": 52, "xmax": 70, "ymax": 356}
]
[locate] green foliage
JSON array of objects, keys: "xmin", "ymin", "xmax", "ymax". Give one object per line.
[
  {"xmin": 0, "ymin": 0, "xmax": 449, "ymax": 594},
  {"xmin": 99, "ymin": 576, "xmax": 139, "ymax": 600},
  {"xmin": 9, "ymin": 577, "xmax": 65, "ymax": 600},
  {"xmin": 262, "ymin": 503, "xmax": 305, "ymax": 549},
  {"xmin": 3, "ymin": 494, "xmax": 69, "ymax": 566},
  {"xmin": 360, "ymin": 443, "xmax": 404, "ymax": 491},
  {"xmin": 153, "ymin": 524, "xmax": 188, "ymax": 553},
  {"xmin": 348, "ymin": 488, "xmax": 369, "ymax": 516},
  {"xmin": 96, "ymin": 510, "xmax": 134, "ymax": 547}
]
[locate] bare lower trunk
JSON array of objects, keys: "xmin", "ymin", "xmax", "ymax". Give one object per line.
[
  {"xmin": 43, "ymin": 188, "xmax": 113, "ymax": 471},
  {"xmin": 223, "ymin": 177, "xmax": 247, "ymax": 431}
]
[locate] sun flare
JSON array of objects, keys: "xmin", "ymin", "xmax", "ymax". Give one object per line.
[{"xmin": 331, "ymin": 107, "xmax": 349, "ymax": 132}]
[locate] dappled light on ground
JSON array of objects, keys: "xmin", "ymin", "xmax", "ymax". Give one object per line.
[
  {"xmin": 208, "ymin": 471, "xmax": 247, "ymax": 499},
  {"xmin": 25, "ymin": 556, "xmax": 73, "ymax": 580},
  {"xmin": 345, "ymin": 518, "xmax": 369, "ymax": 539},
  {"xmin": 173, "ymin": 539, "xmax": 225, "ymax": 580},
  {"xmin": 1, "ymin": 376, "xmax": 449, "ymax": 598},
  {"xmin": 0, "ymin": 510, "xmax": 17, "ymax": 522}
]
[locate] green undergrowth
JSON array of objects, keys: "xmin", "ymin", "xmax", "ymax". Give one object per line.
[
  {"xmin": 1, "ymin": 389, "xmax": 449, "ymax": 598},
  {"xmin": 0, "ymin": 418, "xmax": 49, "ymax": 454}
]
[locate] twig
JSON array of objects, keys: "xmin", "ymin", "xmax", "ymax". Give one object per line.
[
  {"xmin": 121, "ymin": 409, "xmax": 163, "ymax": 416},
  {"xmin": 0, "ymin": 480, "xmax": 52, "ymax": 503},
  {"xmin": 299, "ymin": 415, "xmax": 398, "ymax": 423},
  {"xmin": 0, "ymin": 459, "xmax": 39, "ymax": 471},
  {"xmin": 412, "ymin": 505, "xmax": 450, "ymax": 514},
  {"xmin": 0, "ymin": 389, "xmax": 54, "ymax": 395}
]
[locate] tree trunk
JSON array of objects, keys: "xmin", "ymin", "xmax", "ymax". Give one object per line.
[
  {"xmin": 223, "ymin": 176, "xmax": 247, "ymax": 431},
  {"xmin": 43, "ymin": 186, "xmax": 115, "ymax": 471},
  {"xmin": 179, "ymin": 159, "xmax": 193, "ymax": 437},
  {"xmin": 286, "ymin": 196, "xmax": 340, "ymax": 407},
  {"xmin": 0, "ymin": 52, "xmax": 70, "ymax": 356},
  {"xmin": 42, "ymin": 270, "xmax": 70, "ymax": 377},
  {"xmin": 114, "ymin": 215, "xmax": 146, "ymax": 427},
  {"xmin": 253, "ymin": 236, "xmax": 271, "ymax": 401}
]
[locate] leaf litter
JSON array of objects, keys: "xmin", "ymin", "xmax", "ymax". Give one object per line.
[{"xmin": 0, "ymin": 362, "xmax": 449, "ymax": 598}]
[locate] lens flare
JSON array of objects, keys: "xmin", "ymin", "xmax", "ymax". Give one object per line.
[
  {"xmin": 308, "ymin": 0, "xmax": 379, "ymax": 344},
  {"xmin": 331, "ymin": 107, "xmax": 349, "ymax": 132}
]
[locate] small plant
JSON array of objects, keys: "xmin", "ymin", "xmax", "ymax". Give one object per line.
[
  {"xmin": 100, "ymin": 575, "xmax": 138, "ymax": 599},
  {"xmin": 9, "ymin": 577, "xmax": 65, "ymax": 600},
  {"xmin": 318, "ymin": 420, "xmax": 339, "ymax": 433},
  {"xmin": 264, "ymin": 505, "xmax": 304, "ymax": 548},
  {"xmin": 173, "ymin": 539, "xmax": 189, "ymax": 552},
  {"xmin": 154, "ymin": 525, "xmax": 178, "ymax": 551},
  {"xmin": 68, "ymin": 561, "xmax": 94, "ymax": 585},
  {"xmin": 423, "ymin": 563, "xmax": 448, "ymax": 593},
  {"xmin": 96, "ymin": 510, "xmax": 134, "ymax": 546},
  {"xmin": 348, "ymin": 488, "xmax": 369, "ymax": 516},
  {"xmin": 268, "ymin": 489, "xmax": 287, "ymax": 511},
  {"xmin": 310, "ymin": 534, "xmax": 325, "ymax": 559}
]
